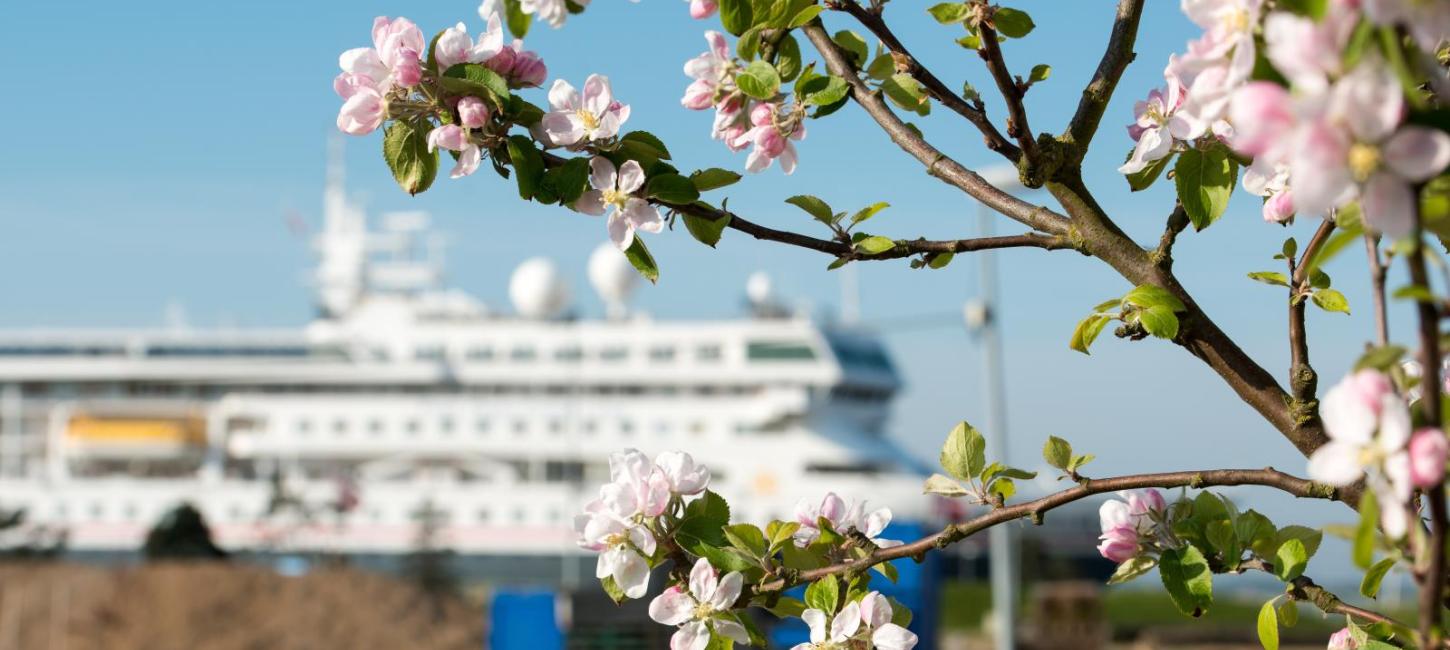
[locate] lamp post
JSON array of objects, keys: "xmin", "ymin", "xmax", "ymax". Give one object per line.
[{"xmin": 965, "ymin": 164, "xmax": 1024, "ymax": 650}]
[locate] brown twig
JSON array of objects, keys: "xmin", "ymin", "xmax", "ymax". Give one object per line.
[
  {"xmin": 1367, "ymin": 234, "xmax": 1390, "ymax": 347},
  {"xmin": 1063, "ymin": 0, "xmax": 1147, "ymax": 159},
  {"xmin": 752, "ymin": 467, "xmax": 1334, "ymax": 594},
  {"xmin": 829, "ymin": 0, "xmax": 1021, "ymax": 162},
  {"xmin": 1239, "ymin": 558, "xmax": 1419, "ymax": 639},
  {"xmin": 1408, "ymin": 220, "xmax": 1447, "ymax": 647},
  {"xmin": 1287, "ymin": 220, "xmax": 1335, "ymax": 405},
  {"xmin": 975, "ymin": 20, "xmax": 1037, "ymax": 162}
]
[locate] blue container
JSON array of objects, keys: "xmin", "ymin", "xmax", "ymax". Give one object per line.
[
  {"xmin": 769, "ymin": 521, "xmax": 939, "ymax": 649},
  {"xmin": 490, "ymin": 588, "xmax": 562, "ymax": 650}
]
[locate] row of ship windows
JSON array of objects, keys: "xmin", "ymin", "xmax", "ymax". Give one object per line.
[
  {"xmin": 409, "ymin": 343, "xmax": 722, "ymax": 363},
  {"xmin": 43, "ymin": 501, "xmax": 568, "ymax": 526},
  {"xmin": 282, "ymin": 416, "xmax": 714, "ymax": 438}
]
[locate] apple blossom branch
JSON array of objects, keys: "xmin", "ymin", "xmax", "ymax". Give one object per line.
[
  {"xmin": 1237, "ymin": 558, "xmax": 1433, "ymax": 647},
  {"xmin": 750, "ymin": 467, "xmax": 1335, "ymax": 596},
  {"xmin": 826, "ymin": 0, "xmax": 1022, "ymax": 162},
  {"xmin": 798, "ymin": 21, "xmax": 1069, "ymax": 239}
]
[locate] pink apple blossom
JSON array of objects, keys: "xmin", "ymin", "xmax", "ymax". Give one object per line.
[
  {"xmin": 1173, "ymin": 0, "xmax": 1262, "ymax": 133},
  {"xmin": 574, "ymin": 500, "xmax": 656, "ymax": 599},
  {"xmin": 689, "ymin": 0, "xmax": 719, "ymax": 19},
  {"xmin": 1409, "ymin": 428, "xmax": 1449, "ymax": 488},
  {"xmin": 1263, "ymin": 8, "xmax": 1358, "ymax": 92},
  {"xmin": 1262, "ymin": 189, "xmax": 1296, "ymax": 223},
  {"xmin": 371, "ymin": 16, "xmax": 425, "ymax": 86},
  {"xmin": 647, "ymin": 559, "xmax": 748, "ymax": 650},
  {"xmin": 1120, "ymin": 63, "xmax": 1191, "ymax": 174},
  {"xmin": 858, "ymin": 592, "xmax": 920, "ymax": 650},
  {"xmin": 426, "ymin": 124, "xmax": 482, "ymax": 179},
  {"xmin": 1228, "ymin": 82, "xmax": 1297, "ymax": 161},
  {"xmin": 1327, "ymin": 627, "xmax": 1358, "ymax": 650},
  {"xmin": 733, "ymin": 103, "xmax": 805, "ymax": 174},
  {"xmin": 575, "ymin": 158, "xmax": 663, "ymax": 251},
  {"xmin": 1096, "ymin": 489, "xmax": 1166, "ymax": 563},
  {"xmin": 457, "ymin": 96, "xmax": 490, "ymax": 129},
  {"xmin": 1308, "ymin": 369, "xmax": 1414, "ymax": 537},
  {"xmin": 433, "ymin": 16, "xmax": 505, "ymax": 70},
  {"xmin": 682, "ymin": 32, "xmax": 735, "ymax": 111},
  {"xmin": 655, "ymin": 451, "xmax": 711, "ymax": 495},
  {"xmin": 1291, "ymin": 59, "xmax": 1450, "ymax": 237},
  {"xmin": 542, "ymin": 75, "xmax": 629, "ymax": 147},
  {"xmin": 486, "ymin": 40, "xmax": 548, "ymax": 89},
  {"xmin": 337, "ymin": 87, "xmax": 386, "ymax": 136},
  {"xmin": 337, "ymin": 48, "xmax": 390, "ymax": 94},
  {"xmin": 792, "ymin": 492, "xmax": 900, "ymax": 548},
  {"xmin": 604, "ymin": 448, "xmax": 670, "ymax": 517}
]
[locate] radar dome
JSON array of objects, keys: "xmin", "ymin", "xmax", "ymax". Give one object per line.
[
  {"xmin": 588, "ymin": 242, "xmax": 637, "ymax": 318},
  {"xmin": 510, "ymin": 257, "xmax": 571, "ymax": 319},
  {"xmin": 746, "ymin": 271, "xmax": 772, "ymax": 305}
]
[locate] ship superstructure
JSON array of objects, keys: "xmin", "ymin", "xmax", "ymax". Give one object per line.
[{"xmin": 0, "ymin": 162, "xmax": 929, "ymax": 559}]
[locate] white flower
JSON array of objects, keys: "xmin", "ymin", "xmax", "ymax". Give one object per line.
[
  {"xmin": 432, "ymin": 16, "xmax": 505, "ymax": 70},
  {"xmin": 795, "ymin": 597, "xmax": 919, "ymax": 650},
  {"xmin": 603, "ymin": 448, "xmax": 670, "ymax": 518},
  {"xmin": 793, "ymin": 601, "xmax": 861, "ymax": 650},
  {"xmin": 656, "ymin": 451, "xmax": 711, "ymax": 495},
  {"xmin": 425, "ymin": 125, "xmax": 482, "ymax": 179},
  {"xmin": 792, "ymin": 493, "xmax": 901, "ymax": 548},
  {"xmin": 575, "ymin": 157, "xmax": 664, "ymax": 251},
  {"xmin": 860, "ymin": 592, "xmax": 919, "ymax": 650},
  {"xmin": 1307, "ymin": 369, "xmax": 1415, "ymax": 537},
  {"xmin": 1119, "ymin": 60, "xmax": 1191, "ymax": 174},
  {"xmin": 542, "ymin": 75, "xmax": 629, "ymax": 146},
  {"xmin": 521, "ymin": 0, "xmax": 589, "ymax": 28},
  {"xmin": 574, "ymin": 501, "xmax": 656, "ymax": 599},
  {"xmin": 648, "ymin": 559, "xmax": 748, "ymax": 650}
]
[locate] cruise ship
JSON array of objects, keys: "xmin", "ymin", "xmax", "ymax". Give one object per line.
[{"xmin": 0, "ymin": 159, "xmax": 932, "ymax": 575}]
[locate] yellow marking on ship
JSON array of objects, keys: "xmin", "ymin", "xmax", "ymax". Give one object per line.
[{"xmin": 66, "ymin": 416, "xmax": 205, "ymax": 445}]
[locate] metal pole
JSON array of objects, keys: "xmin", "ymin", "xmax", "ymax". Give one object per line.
[{"xmin": 979, "ymin": 200, "xmax": 1017, "ymax": 650}]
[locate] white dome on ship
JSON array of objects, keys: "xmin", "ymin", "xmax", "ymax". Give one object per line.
[
  {"xmin": 588, "ymin": 242, "xmax": 636, "ymax": 318},
  {"xmin": 509, "ymin": 257, "xmax": 570, "ymax": 319}
]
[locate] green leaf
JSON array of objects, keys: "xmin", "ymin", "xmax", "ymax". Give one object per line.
[
  {"xmin": 1124, "ymin": 284, "xmax": 1186, "ymax": 311},
  {"xmin": 1311, "ymin": 288, "xmax": 1351, "ymax": 314},
  {"xmin": 927, "ymin": 2, "xmax": 970, "ymax": 23},
  {"xmin": 600, "ymin": 575, "xmax": 627, "ymax": 604},
  {"xmin": 1277, "ymin": 599, "xmax": 1299, "ymax": 628},
  {"xmin": 865, "ymin": 53, "xmax": 895, "ymax": 81},
  {"xmin": 676, "ymin": 490, "xmax": 730, "ymax": 546},
  {"xmin": 855, "ymin": 235, "xmax": 896, "ymax": 255},
  {"xmin": 1304, "ymin": 227, "xmax": 1362, "ymax": 276},
  {"xmin": 850, "ymin": 202, "xmax": 891, "ymax": 225},
  {"xmin": 382, "ymin": 120, "xmax": 439, "ymax": 196},
  {"xmin": 689, "ymin": 168, "xmax": 743, "ymax": 192},
  {"xmin": 683, "ymin": 539, "xmax": 756, "ymax": 575},
  {"xmin": 804, "ymin": 575, "xmax": 840, "ymax": 613},
  {"xmin": 1125, "ymin": 150, "xmax": 1173, "ymax": 191},
  {"xmin": 1277, "ymin": 0, "xmax": 1328, "ymax": 18},
  {"xmin": 1274, "ymin": 526, "xmax": 1323, "ymax": 561},
  {"xmin": 1043, "ymin": 436, "xmax": 1072, "ymax": 470},
  {"xmin": 881, "ymin": 73, "xmax": 930, "ymax": 116},
  {"xmin": 1108, "ymin": 556, "xmax": 1157, "ymax": 585},
  {"xmin": 926, "ymin": 252, "xmax": 954, "ymax": 269},
  {"xmin": 785, "ymin": 195, "xmax": 835, "ymax": 224},
  {"xmin": 1257, "ymin": 599, "xmax": 1280, "ymax": 650},
  {"xmin": 1236, "ymin": 510, "xmax": 1279, "ymax": 558},
  {"xmin": 1393, "ymin": 284, "xmax": 1436, "ymax": 302},
  {"xmin": 923, "ymin": 473, "xmax": 969, "ymax": 497},
  {"xmin": 441, "ymin": 63, "xmax": 511, "ymax": 107},
  {"xmin": 1247, "ymin": 271, "xmax": 1290, "ymax": 287},
  {"xmin": 1355, "ymin": 489, "xmax": 1379, "ymax": 569},
  {"xmin": 1159, "ymin": 545, "xmax": 1214, "ymax": 617},
  {"xmin": 1282, "ymin": 237, "xmax": 1298, "ymax": 260},
  {"xmin": 506, "ymin": 135, "xmax": 544, "ymax": 200},
  {"xmin": 1069, "ymin": 314, "xmax": 1111, "ymax": 354},
  {"xmin": 646, "ymin": 173, "xmax": 701, "ymax": 204},
  {"xmin": 832, "ymin": 30, "xmax": 869, "ymax": 67},
  {"xmin": 683, "ymin": 210, "xmax": 731, "ymax": 248},
  {"xmin": 940, "ymin": 421, "xmax": 986, "ymax": 481},
  {"xmin": 775, "ymin": 34, "xmax": 803, "ymax": 83},
  {"xmin": 1274, "ymin": 539, "xmax": 1308, "ymax": 581},
  {"xmin": 1309, "ymin": 268, "xmax": 1331, "ymax": 290},
  {"xmin": 541, "ymin": 156, "xmax": 591, "ymax": 206},
  {"xmin": 624, "ymin": 237, "xmax": 661, "ymax": 284},
  {"xmin": 1206, "ymin": 520, "xmax": 1240, "ymax": 566},
  {"xmin": 718, "ymin": 0, "xmax": 753, "ymax": 35},
  {"xmin": 764, "ymin": 596, "xmax": 807, "ymax": 619},
  {"xmin": 1175, "ymin": 147, "xmax": 1237, "ymax": 230},
  {"xmin": 619, "ymin": 130, "xmax": 672, "ymax": 162},
  {"xmin": 504, "ymin": 0, "xmax": 532, "ymax": 38},
  {"xmin": 956, "ymin": 34, "xmax": 982, "ymax": 50},
  {"xmin": 1137, "ymin": 305, "xmax": 1179, "ymax": 340},
  {"xmin": 1069, "ymin": 454, "xmax": 1095, "ymax": 471},
  {"xmin": 724, "ymin": 523, "xmax": 768, "ymax": 558},
  {"xmin": 992, "ymin": 7, "xmax": 1036, "ymax": 38},
  {"xmin": 988, "ymin": 477, "xmax": 1016, "ymax": 500},
  {"xmin": 787, "ymin": 5, "xmax": 824, "ymax": 28},
  {"xmin": 765, "ymin": 521, "xmax": 801, "ymax": 552},
  {"xmin": 1028, "ymin": 64, "xmax": 1051, "ymax": 83},
  {"xmin": 1361, "ymin": 557, "xmax": 1396, "ymax": 599}
]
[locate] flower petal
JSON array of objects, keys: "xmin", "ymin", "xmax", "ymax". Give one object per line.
[
  {"xmin": 589, "ymin": 156, "xmax": 617, "ymax": 191},
  {"xmin": 802, "ymin": 609, "xmax": 828, "ymax": 644},
  {"xmin": 1307, "ymin": 441, "xmax": 1367, "ymax": 486},
  {"xmin": 1383, "ymin": 126, "xmax": 1450, "ymax": 182},
  {"xmin": 671, "ymin": 621, "xmax": 711, "ymax": 650},
  {"xmin": 576, "ymin": 190, "xmax": 607, "ymax": 216},
  {"xmin": 713, "ymin": 618, "xmax": 750, "ymax": 644},
  {"xmin": 649, "ymin": 587, "xmax": 695, "ymax": 626},
  {"xmin": 608, "ymin": 213, "xmax": 634, "ymax": 251},
  {"xmin": 548, "ymin": 79, "xmax": 580, "ymax": 111},
  {"xmin": 860, "ymin": 591, "xmax": 892, "ymax": 629},
  {"xmin": 617, "ymin": 160, "xmax": 646, "ymax": 194},
  {"xmin": 583, "ymin": 74, "xmax": 614, "ymax": 116},
  {"xmin": 613, "ymin": 551, "xmax": 651, "ymax": 599},
  {"xmin": 831, "ymin": 602, "xmax": 861, "ymax": 641},
  {"xmin": 709, "ymin": 571, "xmax": 742, "ymax": 610},
  {"xmin": 872, "ymin": 623, "xmax": 920, "ymax": 650},
  {"xmin": 689, "ymin": 558, "xmax": 718, "ymax": 602},
  {"xmin": 1360, "ymin": 171, "xmax": 1416, "ymax": 239}
]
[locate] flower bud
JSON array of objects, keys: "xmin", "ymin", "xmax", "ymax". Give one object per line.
[
  {"xmin": 393, "ymin": 47, "xmax": 423, "ymax": 87},
  {"xmin": 457, "ymin": 96, "xmax": 490, "ymax": 129},
  {"xmin": 509, "ymin": 50, "xmax": 548, "ymax": 88},
  {"xmin": 681, "ymin": 79, "xmax": 716, "ymax": 110},
  {"xmin": 336, "ymin": 87, "xmax": 385, "ymax": 136},
  {"xmin": 1096, "ymin": 526, "xmax": 1138, "ymax": 564},
  {"xmin": 1409, "ymin": 428, "xmax": 1449, "ymax": 488},
  {"xmin": 1263, "ymin": 190, "xmax": 1295, "ymax": 223},
  {"xmin": 434, "ymin": 23, "xmax": 473, "ymax": 70},
  {"xmin": 1327, "ymin": 628, "xmax": 1357, "ymax": 650},
  {"xmin": 427, "ymin": 124, "xmax": 470, "ymax": 152},
  {"xmin": 689, "ymin": 0, "xmax": 718, "ymax": 19}
]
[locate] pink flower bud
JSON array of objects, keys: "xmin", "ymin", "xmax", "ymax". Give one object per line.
[
  {"xmin": 720, "ymin": 124, "xmax": 749, "ymax": 152},
  {"xmin": 393, "ymin": 48, "xmax": 422, "ymax": 88},
  {"xmin": 1262, "ymin": 190, "xmax": 1295, "ymax": 223},
  {"xmin": 336, "ymin": 87, "xmax": 385, "ymax": 136},
  {"xmin": 681, "ymin": 79, "xmax": 717, "ymax": 110},
  {"xmin": 749, "ymin": 102, "xmax": 776, "ymax": 127},
  {"xmin": 1096, "ymin": 526, "xmax": 1138, "ymax": 564},
  {"xmin": 1124, "ymin": 489, "xmax": 1166, "ymax": 516},
  {"xmin": 1327, "ymin": 628, "xmax": 1357, "ymax": 650},
  {"xmin": 1409, "ymin": 428, "xmax": 1449, "ymax": 488},
  {"xmin": 510, "ymin": 50, "xmax": 548, "ymax": 88},
  {"xmin": 333, "ymin": 72, "xmax": 374, "ymax": 100},
  {"xmin": 427, "ymin": 124, "xmax": 470, "ymax": 152},
  {"xmin": 689, "ymin": 0, "xmax": 718, "ymax": 19},
  {"xmin": 457, "ymin": 96, "xmax": 490, "ymax": 128},
  {"xmin": 434, "ymin": 23, "xmax": 474, "ymax": 70}
]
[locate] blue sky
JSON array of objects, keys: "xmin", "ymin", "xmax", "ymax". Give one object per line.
[{"xmin": 0, "ymin": 0, "xmax": 1421, "ymax": 583}]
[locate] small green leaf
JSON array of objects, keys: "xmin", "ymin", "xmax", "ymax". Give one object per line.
[
  {"xmin": 1124, "ymin": 284, "xmax": 1186, "ymax": 311},
  {"xmin": 1276, "ymin": 599, "xmax": 1298, "ymax": 628},
  {"xmin": 382, "ymin": 120, "xmax": 439, "ymax": 196},
  {"xmin": 1355, "ymin": 345, "xmax": 1406, "ymax": 372},
  {"xmin": 804, "ymin": 575, "xmax": 840, "ymax": 613},
  {"xmin": 683, "ymin": 210, "xmax": 731, "ymax": 248},
  {"xmin": 927, "ymin": 2, "xmax": 970, "ymax": 23},
  {"xmin": 1393, "ymin": 284, "xmax": 1436, "ymax": 302},
  {"xmin": 506, "ymin": 135, "xmax": 544, "ymax": 200},
  {"xmin": 1069, "ymin": 454, "xmax": 1095, "ymax": 471},
  {"xmin": 690, "ymin": 168, "xmax": 743, "ymax": 192},
  {"xmin": 1274, "ymin": 539, "xmax": 1308, "ymax": 581},
  {"xmin": 1354, "ymin": 489, "xmax": 1379, "ymax": 569},
  {"xmin": 1247, "ymin": 271, "xmax": 1290, "ymax": 287},
  {"xmin": 1043, "ymin": 436, "xmax": 1072, "ymax": 470},
  {"xmin": 850, "ymin": 202, "xmax": 890, "ymax": 225},
  {"xmin": 1361, "ymin": 557, "xmax": 1396, "ymax": 599},
  {"xmin": 881, "ymin": 73, "xmax": 930, "ymax": 116},
  {"xmin": 788, "ymin": 5, "xmax": 824, "ymax": 28},
  {"xmin": 1137, "ymin": 305, "xmax": 1179, "ymax": 340},
  {"xmin": 718, "ymin": 0, "xmax": 753, "ymax": 35},
  {"xmin": 1028, "ymin": 64, "xmax": 1051, "ymax": 83},
  {"xmin": 803, "ymin": 76, "xmax": 850, "ymax": 107},
  {"xmin": 503, "ymin": 0, "xmax": 532, "ymax": 38},
  {"xmin": 600, "ymin": 575, "xmax": 627, "ymax": 603},
  {"xmin": 1107, "ymin": 555, "xmax": 1157, "ymax": 585},
  {"xmin": 1069, "ymin": 314, "xmax": 1111, "ymax": 354},
  {"xmin": 926, "ymin": 252, "xmax": 954, "ymax": 269},
  {"xmin": 1175, "ymin": 147, "xmax": 1237, "ymax": 230},
  {"xmin": 1257, "ymin": 599, "xmax": 1280, "ymax": 650},
  {"xmin": 1125, "ymin": 150, "xmax": 1173, "ymax": 191},
  {"xmin": 724, "ymin": 523, "xmax": 768, "ymax": 558},
  {"xmin": 1274, "ymin": 525, "xmax": 1323, "ymax": 560},
  {"xmin": 988, "ymin": 477, "xmax": 1016, "ymax": 500},
  {"xmin": 646, "ymin": 173, "xmax": 700, "ymax": 204},
  {"xmin": 620, "ymin": 131, "xmax": 673, "ymax": 160},
  {"xmin": 923, "ymin": 473, "xmax": 969, "ymax": 497},
  {"xmin": 855, "ymin": 235, "xmax": 896, "ymax": 255},
  {"xmin": 1159, "ymin": 545, "xmax": 1214, "ymax": 617},
  {"xmin": 831, "ymin": 30, "xmax": 869, "ymax": 67},
  {"xmin": 1311, "ymin": 288, "xmax": 1351, "ymax": 314},
  {"xmin": 940, "ymin": 421, "xmax": 987, "ymax": 481},
  {"xmin": 441, "ymin": 63, "xmax": 511, "ymax": 107},
  {"xmin": 765, "ymin": 521, "xmax": 801, "ymax": 552},
  {"xmin": 736, "ymin": 60, "xmax": 782, "ymax": 100},
  {"xmin": 775, "ymin": 33, "xmax": 803, "ymax": 82},
  {"xmin": 785, "ymin": 195, "xmax": 835, "ymax": 224},
  {"xmin": 992, "ymin": 7, "xmax": 1036, "ymax": 38},
  {"xmin": 1282, "ymin": 237, "xmax": 1298, "ymax": 259},
  {"xmin": 623, "ymin": 237, "xmax": 660, "ymax": 284}
]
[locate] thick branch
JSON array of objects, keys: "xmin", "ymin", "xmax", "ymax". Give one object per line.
[
  {"xmin": 830, "ymin": 1, "xmax": 1020, "ymax": 162},
  {"xmin": 976, "ymin": 21, "xmax": 1038, "ymax": 162},
  {"xmin": 753, "ymin": 467, "xmax": 1334, "ymax": 594},
  {"xmin": 800, "ymin": 22, "xmax": 1070, "ymax": 236},
  {"xmin": 1063, "ymin": 0, "xmax": 1147, "ymax": 157},
  {"xmin": 1408, "ymin": 230, "xmax": 1447, "ymax": 646}
]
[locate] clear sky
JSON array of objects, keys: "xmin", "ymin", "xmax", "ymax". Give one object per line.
[{"xmin": 0, "ymin": 0, "xmax": 1420, "ymax": 585}]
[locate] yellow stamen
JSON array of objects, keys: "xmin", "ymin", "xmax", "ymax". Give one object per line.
[
  {"xmin": 1225, "ymin": 9, "xmax": 1250, "ymax": 33},
  {"xmin": 601, "ymin": 188, "xmax": 629, "ymax": 211},
  {"xmin": 692, "ymin": 602, "xmax": 714, "ymax": 620},
  {"xmin": 1348, "ymin": 143, "xmax": 1381, "ymax": 182},
  {"xmin": 577, "ymin": 109, "xmax": 600, "ymax": 132}
]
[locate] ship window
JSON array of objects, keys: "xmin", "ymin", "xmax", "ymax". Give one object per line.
[
  {"xmin": 332, "ymin": 419, "xmax": 348, "ymax": 435},
  {"xmin": 477, "ymin": 509, "xmax": 490, "ymax": 523},
  {"xmin": 599, "ymin": 346, "xmax": 628, "ymax": 362},
  {"xmin": 475, "ymin": 418, "xmax": 491, "ymax": 435},
  {"xmin": 548, "ymin": 420, "xmax": 563, "ymax": 435},
  {"xmin": 696, "ymin": 344, "xmax": 723, "ymax": 361},
  {"xmin": 581, "ymin": 420, "xmax": 597, "ymax": 436},
  {"xmin": 510, "ymin": 346, "xmax": 537, "ymax": 361},
  {"xmin": 649, "ymin": 346, "xmax": 676, "ymax": 363},
  {"xmin": 90, "ymin": 502, "xmax": 104, "ymax": 519},
  {"xmin": 405, "ymin": 419, "xmax": 421, "ymax": 436},
  {"xmin": 466, "ymin": 346, "xmax": 494, "ymax": 361},
  {"xmin": 689, "ymin": 421, "xmax": 706, "ymax": 435},
  {"xmin": 414, "ymin": 345, "xmax": 446, "ymax": 361},
  {"xmin": 824, "ymin": 334, "xmax": 895, "ymax": 373},
  {"xmin": 368, "ymin": 419, "xmax": 384, "ymax": 436},
  {"xmin": 747, "ymin": 341, "xmax": 816, "ymax": 361},
  {"xmin": 512, "ymin": 420, "xmax": 527, "ymax": 436},
  {"xmin": 554, "ymin": 346, "xmax": 583, "ymax": 362},
  {"xmin": 296, "ymin": 419, "xmax": 312, "ymax": 435},
  {"xmin": 619, "ymin": 420, "xmax": 635, "ymax": 436},
  {"xmin": 544, "ymin": 461, "xmax": 584, "ymax": 482},
  {"xmin": 805, "ymin": 462, "xmax": 883, "ymax": 476},
  {"xmin": 439, "ymin": 416, "xmax": 455, "ymax": 435},
  {"xmin": 654, "ymin": 421, "xmax": 670, "ymax": 435}
]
